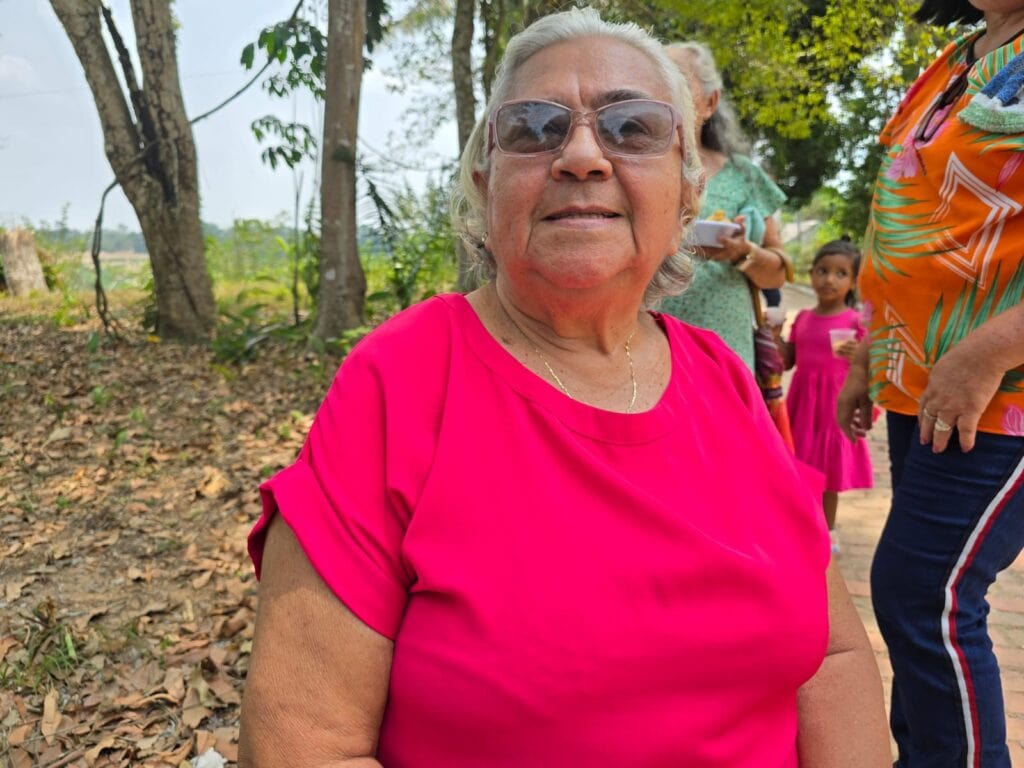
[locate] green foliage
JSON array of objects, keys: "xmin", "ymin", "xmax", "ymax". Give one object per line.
[
  {"xmin": 241, "ymin": 2, "xmax": 392, "ymax": 172},
  {"xmin": 52, "ymin": 288, "xmax": 91, "ymax": 328},
  {"xmin": 252, "ymin": 116, "xmax": 318, "ymax": 170},
  {"xmin": 362, "ymin": 171, "xmax": 458, "ymax": 314},
  {"xmin": 242, "ymin": 16, "xmax": 327, "ymax": 171},
  {"xmin": 212, "ymin": 280, "xmax": 296, "ymax": 363},
  {"xmin": 89, "ymin": 385, "xmax": 112, "ymax": 408},
  {"xmin": 0, "ymin": 600, "xmax": 85, "ymax": 694},
  {"xmin": 205, "ymin": 218, "xmax": 293, "ymax": 284}
]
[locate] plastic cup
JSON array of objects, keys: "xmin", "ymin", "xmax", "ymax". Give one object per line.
[
  {"xmin": 829, "ymin": 327, "xmax": 857, "ymax": 355},
  {"xmin": 764, "ymin": 306, "xmax": 786, "ymax": 327}
]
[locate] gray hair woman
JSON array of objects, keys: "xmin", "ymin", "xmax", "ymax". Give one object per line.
[
  {"xmin": 659, "ymin": 40, "xmax": 791, "ymax": 371},
  {"xmin": 239, "ymin": 9, "xmax": 888, "ymax": 767}
]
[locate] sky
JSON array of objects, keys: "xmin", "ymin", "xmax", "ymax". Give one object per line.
[{"xmin": 0, "ymin": 0, "xmax": 459, "ymax": 232}]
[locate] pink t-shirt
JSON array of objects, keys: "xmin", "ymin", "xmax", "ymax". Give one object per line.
[{"xmin": 250, "ymin": 293, "xmax": 829, "ymax": 767}]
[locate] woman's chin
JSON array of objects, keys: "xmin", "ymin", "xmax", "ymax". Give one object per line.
[{"xmin": 529, "ymin": 258, "xmax": 638, "ymax": 292}]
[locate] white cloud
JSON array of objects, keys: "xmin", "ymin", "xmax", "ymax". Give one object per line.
[{"xmin": 0, "ymin": 54, "xmax": 36, "ymax": 87}]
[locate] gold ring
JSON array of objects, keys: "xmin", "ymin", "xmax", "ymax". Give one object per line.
[
  {"xmin": 934, "ymin": 418, "xmax": 953, "ymax": 433},
  {"xmin": 922, "ymin": 408, "xmax": 937, "ymax": 420}
]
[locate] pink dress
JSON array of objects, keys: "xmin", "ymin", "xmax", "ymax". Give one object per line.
[
  {"xmin": 250, "ymin": 294, "xmax": 830, "ymax": 767},
  {"xmin": 787, "ymin": 308, "xmax": 873, "ymax": 492}
]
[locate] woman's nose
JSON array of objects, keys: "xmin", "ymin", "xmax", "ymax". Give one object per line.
[{"xmin": 551, "ymin": 121, "xmax": 613, "ymax": 180}]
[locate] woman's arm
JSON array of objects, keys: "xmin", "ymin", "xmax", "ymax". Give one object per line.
[
  {"xmin": 836, "ymin": 338, "xmax": 873, "ymax": 442},
  {"xmin": 918, "ymin": 302, "xmax": 1024, "ymax": 452},
  {"xmin": 735, "ymin": 215, "xmax": 789, "ymax": 290},
  {"xmin": 797, "ymin": 561, "xmax": 891, "ymax": 767},
  {"xmin": 239, "ymin": 516, "xmax": 393, "ymax": 768}
]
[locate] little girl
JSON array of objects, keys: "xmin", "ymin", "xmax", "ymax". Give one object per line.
[{"xmin": 777, "ymin": 238, "xmax": 873, "ymax": 553}]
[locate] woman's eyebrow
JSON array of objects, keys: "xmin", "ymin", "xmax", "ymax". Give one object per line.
[{"xmin": 594, "ymin": 88, "xmax": 652, "ymax": 106}]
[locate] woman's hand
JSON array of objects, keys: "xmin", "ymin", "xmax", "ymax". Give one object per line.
[
  {"xmin": 918, "ymin": 336, "xmax": 1005, "ymax": 453},
  {"xmin": 837, "ymin": 338, "xmax": 873, "ymax": 441},
  {"xmin": 699, "ymin": 215, "xmax": 750, "ymax": 264}
]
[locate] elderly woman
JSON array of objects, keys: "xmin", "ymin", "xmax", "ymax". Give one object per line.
[
  {"xmin": 658, "ymin": 41, "xmax": 790, "ymax": 372},
  {"xmin": 240, "ymin": 9, "xmax": 888, "ymax": 767},
  {"xmin": 839, "ymin": 0, "xmax": 1024, "ymax": 765}
]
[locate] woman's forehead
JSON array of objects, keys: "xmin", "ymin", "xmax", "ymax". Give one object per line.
[{"xmin": 507, "ymin": 37, "xmax": 672, "ymax": 104}]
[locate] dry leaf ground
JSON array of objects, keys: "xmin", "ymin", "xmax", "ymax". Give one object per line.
[{"xmin": 1, "ymin": 301, "xmax": 338, "ymax": 767}]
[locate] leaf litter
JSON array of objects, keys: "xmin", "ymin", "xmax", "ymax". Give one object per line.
[{"xmin": 0, "ymin": 317, "xmax": 334, "ymax": 767}]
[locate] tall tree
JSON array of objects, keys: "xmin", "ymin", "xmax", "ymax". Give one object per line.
[
  {"xmin": 49, "ymin": 0, "xmax": 216, "ymax": 341},
  {"xmin": 450, "ymin": 0, "xmax": 476, "ymax": 290},
  {"xmin": 315, "ymin": 0, "xmax": 367, "ymax": 339}
]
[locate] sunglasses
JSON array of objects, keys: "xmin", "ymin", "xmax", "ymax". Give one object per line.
[
  {"xmin": 915, "ymin": 66, "xmax": 971, "ymax": 145},
  {"xmin": 488, "ymin": 99, "xmax": 683, "ymax": 157}
]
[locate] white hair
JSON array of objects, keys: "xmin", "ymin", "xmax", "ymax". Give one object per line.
[{"xmin": 664, "ymin": 41, "xmax": 750, "ymax": 156}]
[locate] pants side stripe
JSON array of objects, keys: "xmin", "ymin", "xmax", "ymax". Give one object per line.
[{"xmin": 941, "ymin": 454, "xmax": 1024, "ymax": 768}]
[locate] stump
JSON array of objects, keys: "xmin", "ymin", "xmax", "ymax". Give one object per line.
[{"xmin": 0, "ymin": 228, "xmax": 48, "ymax": 297}]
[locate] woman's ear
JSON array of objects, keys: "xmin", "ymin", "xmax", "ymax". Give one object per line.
[
  {"xmin": 706, "ymin": 89, "xmax": 720, "ymax": 118},
  {"xmin": 472, "ymin": 168, "xmax": 489, "ymax": 199}
]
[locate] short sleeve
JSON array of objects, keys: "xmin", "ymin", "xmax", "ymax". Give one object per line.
[
  {"xmin": 735, "ymin": 156, "xmax": 787, "ymax": 217},
  {"xmin": 248, "ymin": 301, "xmax": 451, "ymax": 639}
]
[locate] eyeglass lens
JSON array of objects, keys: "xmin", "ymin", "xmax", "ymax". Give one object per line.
[{"xmin": 494, "ymin": 100, "xmax": 675, "ymax": 156}]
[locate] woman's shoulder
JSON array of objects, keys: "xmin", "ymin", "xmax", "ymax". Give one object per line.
[
  {"xmin": 656, "ymin": 312, "xmax": 760, "ymax": 404},
  {"xmin": 335, "ymin": 295, "xmax": 463, "ymax": 396},
  {"xmin": 349, "ymin": 294, "xmax": 460, "ymax": 362},
  {"xmin": 724, "ymin": 155, "xmax": 787, "ymax": 213}
]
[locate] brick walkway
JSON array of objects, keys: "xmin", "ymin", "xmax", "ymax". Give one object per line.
[{"xmin": 780, "ymin": 285, "xmax": 1024, "ymax": 761}]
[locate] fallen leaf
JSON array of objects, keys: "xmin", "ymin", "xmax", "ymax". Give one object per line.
[
  {"xmin": 7, "ymin": 723, "xmax": 29, "ymax": 746},
  {"xmin": 181, "ymin": 705, "xmax": 212, "ymax": 729},
  {"xmin": 0, "ymin": 635, "xmax": 20, "ymax": 664},
  {"xmin": 5, "ymin": 576, "xmax": 35, "ymax": 602},
  {"xmin": 194, "ymin": 730, "xmax": 217, "ymax": 756},
  {"xmin": 45, "ymin": 426, "xmax": 72, "ymax": 444},
  {"xmin": 139, "ymin": 600, "xmax": 170, "ymax": 616},
  {"xmin": 84, "ymin": 735, "xmax": 118, "ymax": 765},
  {"xmin": 207, "ymin": 673, "xmax": 241, "ymax": 705},
  {"xmin": 40, "ymin": 688, "xmax": 61, "ymax": 745},
  {"xmin": 71, "ymin": 607, "xmax": 109, "ymax": 632},
  {"xmin": 197, "ymin": 467, "xmax": 230, "ymax": 499}
]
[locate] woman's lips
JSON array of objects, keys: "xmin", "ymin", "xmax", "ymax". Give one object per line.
[{"xmin": 544, "ymin": 209, "xmax": 619, "ymax": 221}]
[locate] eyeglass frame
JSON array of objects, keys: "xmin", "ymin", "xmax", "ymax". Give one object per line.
[
  {"xmin": 486, "ymin": 98, "xmax": 685, "ymax": 158},
  {"xmin": 914, "ymin": 62, "xmax": 974, "ymax": 146}
]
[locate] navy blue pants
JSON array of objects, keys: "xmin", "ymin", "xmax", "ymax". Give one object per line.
[{"xmin": 873, "ymin": 413, "xmax": 1024, "ymax": 767}]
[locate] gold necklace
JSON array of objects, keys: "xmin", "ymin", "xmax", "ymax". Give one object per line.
[{"xmin": 499, "ymin": 299, "xmax": 638, "ymax": 413}]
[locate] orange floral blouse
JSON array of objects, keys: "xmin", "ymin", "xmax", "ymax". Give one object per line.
[{"xmin": 861, "ymin": 29, "xmax": 1024, "ymax": 436}]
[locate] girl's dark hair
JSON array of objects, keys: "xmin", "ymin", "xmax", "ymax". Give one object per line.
[
  {"xmin": 913, "ymin": 0, "xmax": 983, "ymax": 26},
  {"xmin": 812, "ymin": 236, "xmax": 862, "ymax": 307}
]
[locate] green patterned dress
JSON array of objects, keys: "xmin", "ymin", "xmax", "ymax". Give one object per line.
[{"xmin": 659, "ymin": 155, "xmax": 786, "ymax": 371}]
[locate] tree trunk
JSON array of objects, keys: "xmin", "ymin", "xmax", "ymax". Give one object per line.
[
  {"xmin": 49, "ymin": 0, "xmax": 216, "ymax": 341},
  {"xmin": 451, "ymin": 0, "xmax": 476, "ymax": 152},
  {"xmin": 0, "ymin": 229, "xmax": 48, "ymax": 297},
  {"xmin": 314, "ymin": 0, "xmax": 367, "ymax": 340},
  {"xmin": 451, "ymin": 0, "xmax": 477, "ymax": 292}
]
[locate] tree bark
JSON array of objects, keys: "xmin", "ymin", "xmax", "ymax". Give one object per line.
[
  {"xmin": 49, "ymin": 0, "xmax": 216, "ymax": 341},
  {"xmin": 451, "ymin": 0, "xmax": 477, "ymax": 292},
  {"xmin": 314, "ymin": 0, "xmax": 367, "ymax": 340},
  {"xmin": 1, "ymin": 229, "xmax": 48, "ymax": 297}
]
